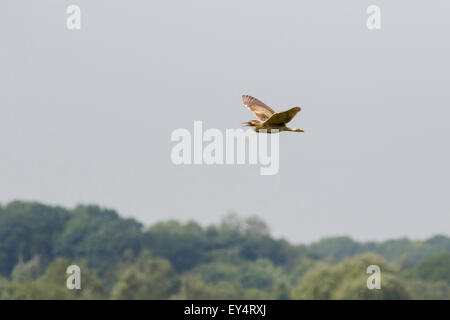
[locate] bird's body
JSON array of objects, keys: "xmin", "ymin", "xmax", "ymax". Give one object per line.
[{"xmin": 241, "ymin": 95, "xmax": 304, "ymax": 133}]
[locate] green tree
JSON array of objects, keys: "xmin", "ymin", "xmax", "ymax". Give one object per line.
[
  {"xmin": 0, "ymin": 201, "xmax": 70, "ymax": 276},
  {"xmin": 292, "ymin": 254, "xmax": 410, "ymax": 300},
  {"xmin": 409, "ymin": 253, "xmax": 450, "ymax": 284},
  {"xmin": 11, "ymin": 255, "xmax": 43, "ymax": 282},
  {"xmin": 191, "ymin": 262, "xmax": 240, "ymax": 284},
  {"xmin": 143, "ymin": 220, "xmax": 208, "ymax": 272},
  {"xmin": 1, "ymin": 258, "xmax": 106, "ymax": 299},
  {"xmin": 38, "ymin": 258, "xmax": 107, "ymax": 299},
  {"xmin": 0, "ymin": 277, "xmax": 31, "ymax": 299},
  {"xmin": 54, "ymin": 205, "xmax": 143, "ymax": 273},
  {"xmin": 111, "ymin": 252, "xmax": 180, "ymax": 299},
  {"xmin": 308, "ymin": 237, "xmax": 363, "ymax": 261},
  {"xmin": 405, "ymin": 279, "xmax": 450, "ymax": 299},
  {"xmin": 174, "ymin": 274, "xmax": 241, "ymax": 300}
]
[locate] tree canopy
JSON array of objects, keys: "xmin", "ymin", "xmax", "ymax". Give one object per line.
[{"xmin": 0, "ymin": 201, "xmax": 448, "ymax": 299}]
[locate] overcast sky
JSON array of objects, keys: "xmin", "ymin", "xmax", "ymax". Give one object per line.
[{"xmin": 1, "ymin": 1, "xmax": 449, "ymax": 243}]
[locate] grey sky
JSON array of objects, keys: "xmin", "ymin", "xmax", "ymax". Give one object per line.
[{"xmin": 1, "ymin": 1, "xmax": 449, "ymax": 243}]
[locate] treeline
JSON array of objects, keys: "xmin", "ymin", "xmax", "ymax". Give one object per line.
[{"xmin": 0, "ymin": 201, "xmax": 449, "ymax": 299}]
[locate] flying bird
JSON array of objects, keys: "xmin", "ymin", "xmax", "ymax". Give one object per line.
[{"xmin": 241, "ymin": 95, "xmax": 304, "ymax": 133}]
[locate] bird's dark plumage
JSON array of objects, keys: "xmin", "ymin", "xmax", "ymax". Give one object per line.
[{"xmin": 241, "ymin": 95, "xmax": 304, "ymax": 133}]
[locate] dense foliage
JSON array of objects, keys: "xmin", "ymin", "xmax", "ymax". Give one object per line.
[{"xmin": 0, "ymin": 201, "xmax": 449, "ymax": 299}]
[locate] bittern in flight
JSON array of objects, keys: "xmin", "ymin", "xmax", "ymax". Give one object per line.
[{"xmin": 242, "ymin": 95, "xmax": 304, "ymax": 133}]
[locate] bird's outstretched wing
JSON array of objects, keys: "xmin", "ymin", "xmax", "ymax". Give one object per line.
[
  {"xmin": 242, "ymin": 95, "xmax": 275, "ymax": 121},
  {"xmin": 264, "ymin": 107, "xmax": 301, "ymax": 125}
]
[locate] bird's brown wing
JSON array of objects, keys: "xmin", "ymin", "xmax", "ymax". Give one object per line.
[
  {"xmin": 242, "ymin": 95, "xmax": 275, "ymax": 121},
  {"xmin": 264, "ymin": 107, "xmax": 301, "ymax": 125}
]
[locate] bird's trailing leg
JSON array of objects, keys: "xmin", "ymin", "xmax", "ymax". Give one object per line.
[{"xmin": 288, "ymin": 128, "xmax": 304, "ymax": 132}]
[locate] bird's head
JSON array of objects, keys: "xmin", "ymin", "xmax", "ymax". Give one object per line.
[{"xmin": 242, "ymin": 120, "xmax": 260, "ymax": 127}]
